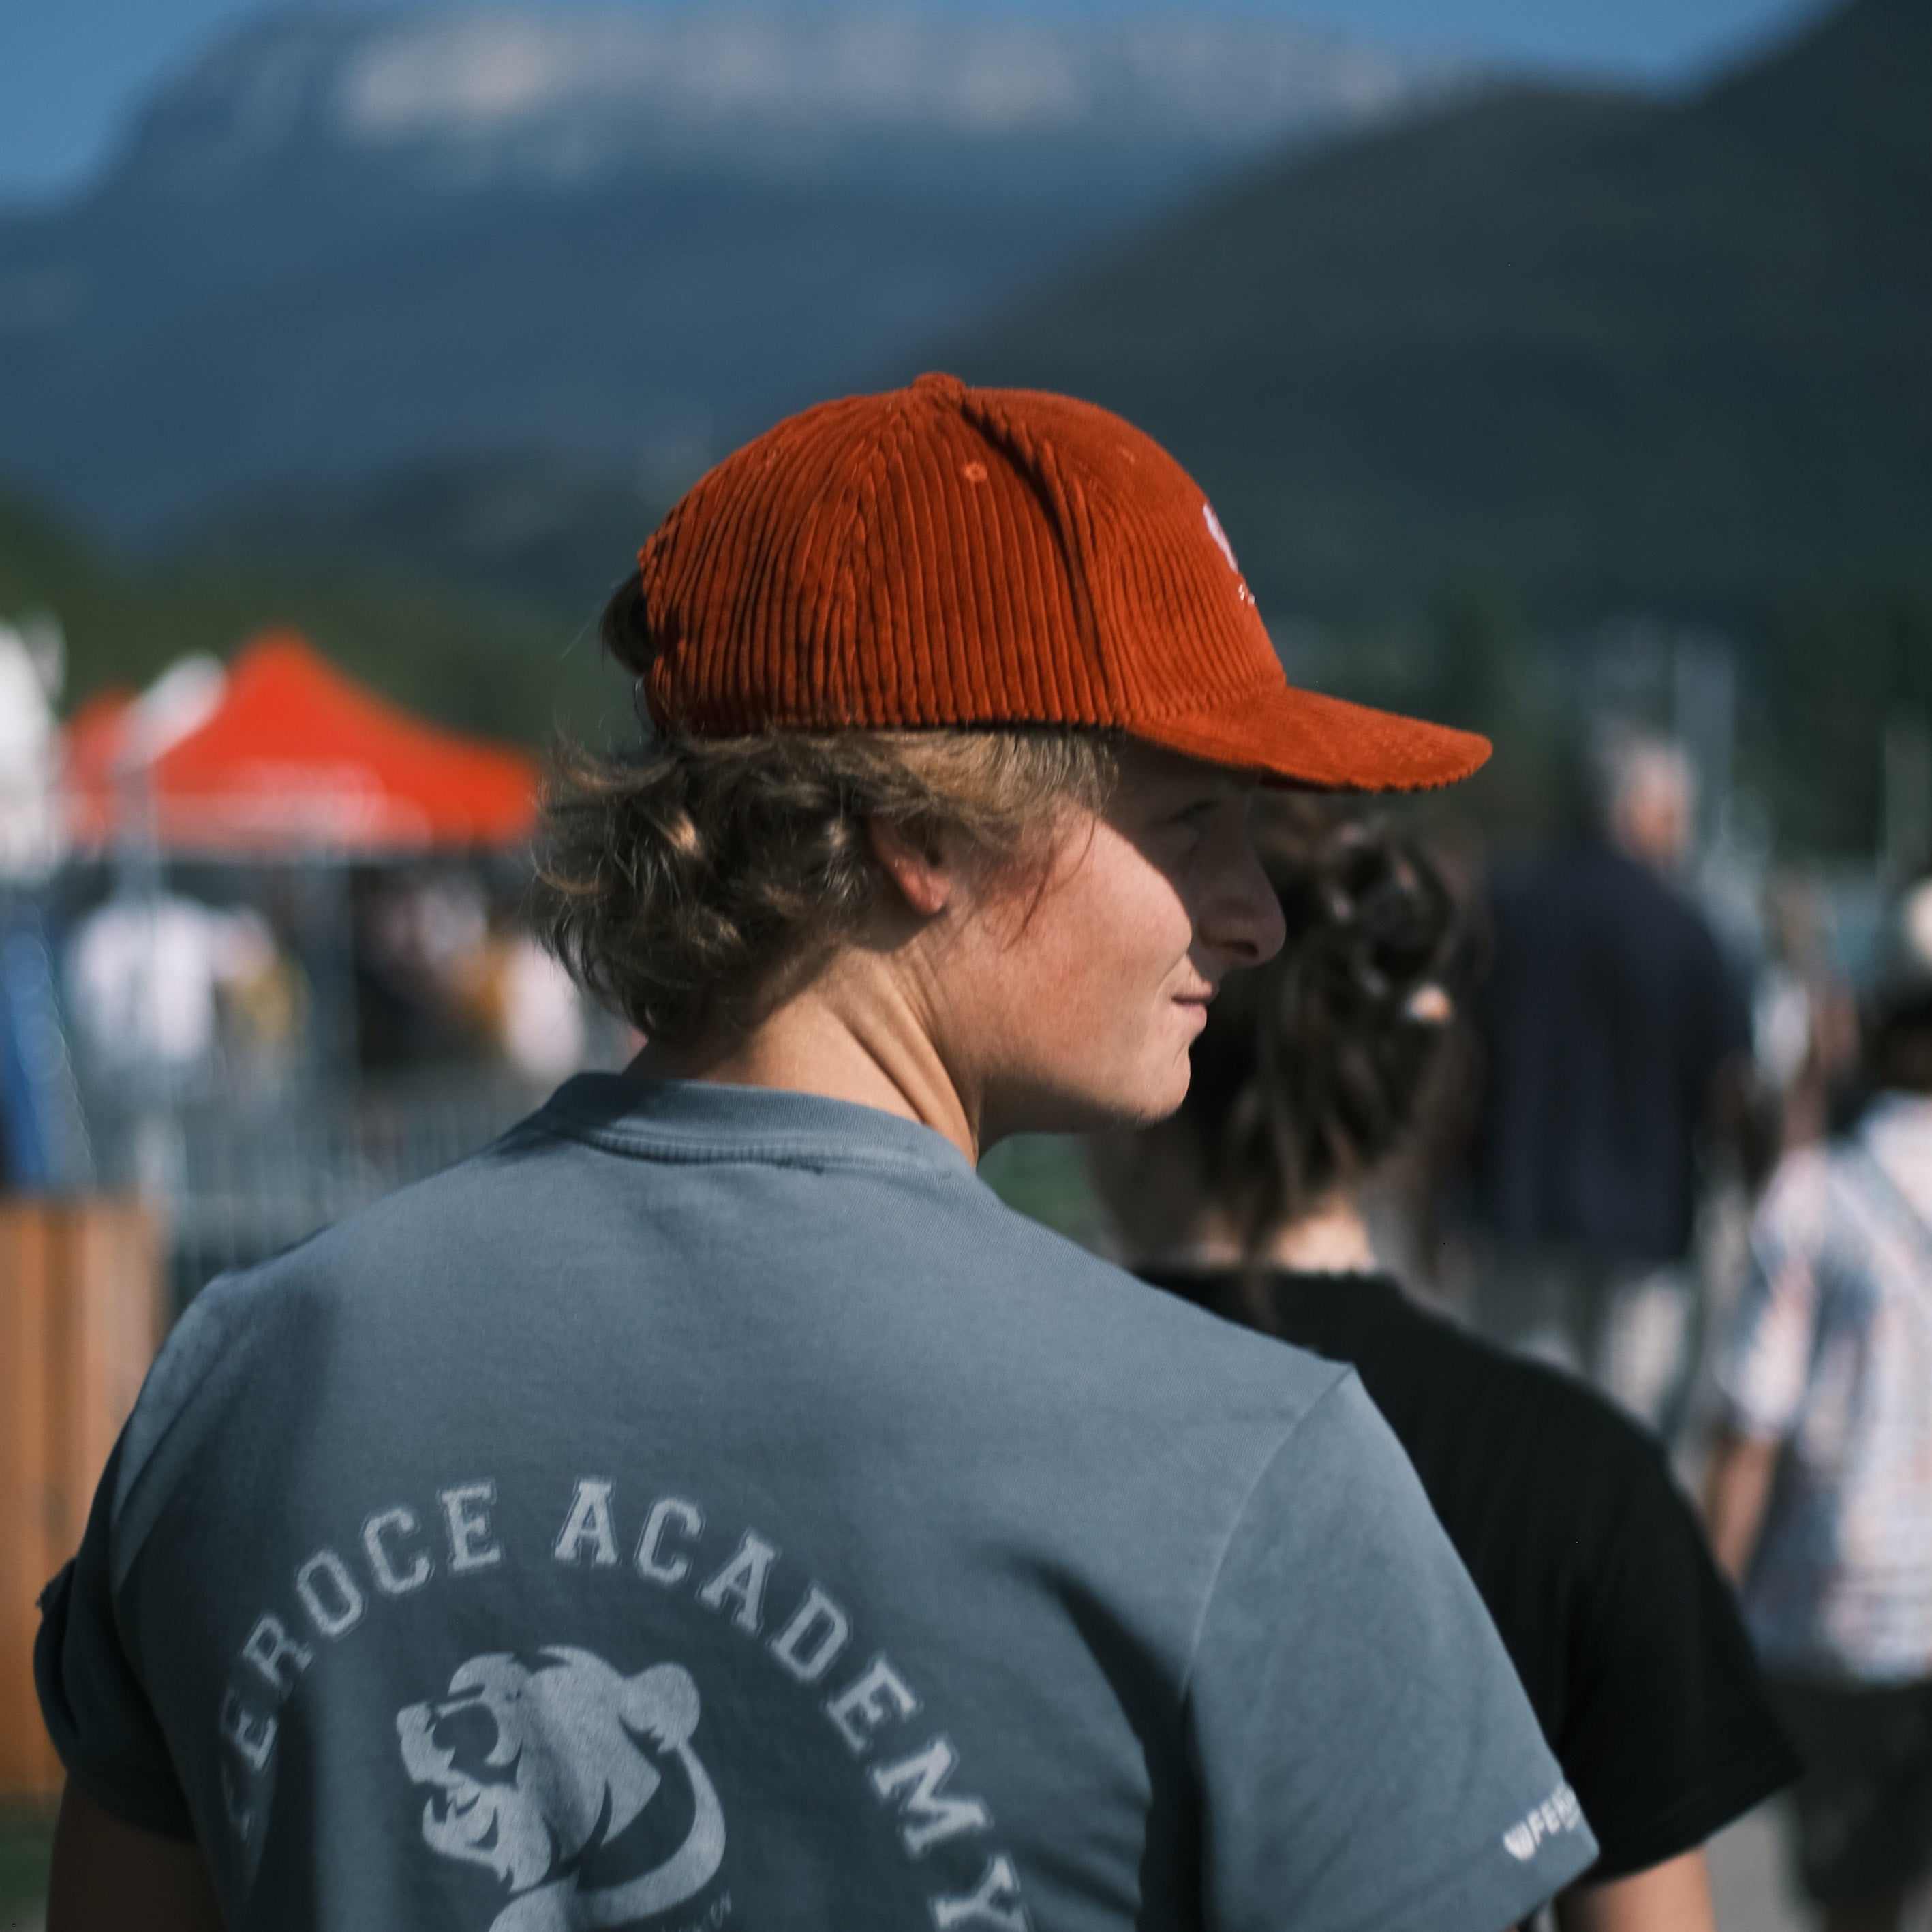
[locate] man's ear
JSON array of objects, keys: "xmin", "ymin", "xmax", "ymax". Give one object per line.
[{"xmin": 865, "ymin": 816, "xmax": 955, "ymax": 919}]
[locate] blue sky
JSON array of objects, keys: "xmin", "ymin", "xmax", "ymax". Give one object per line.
[{"xmin": 1, "ymin": 0, "xmax": 1826, "ymax": 208}]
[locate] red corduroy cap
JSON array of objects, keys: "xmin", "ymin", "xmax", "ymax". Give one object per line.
[{"xmin": 629, "ymin": 373, "xmax": 1488, "ymax": 791}]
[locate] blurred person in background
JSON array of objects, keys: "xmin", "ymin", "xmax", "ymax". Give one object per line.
[
  {"xmin": 1704, "ymin": 874, "xmax": 1932, "ymax": 1932},
  {"xmin": 355, "ymin": 871, "xmax": 587, "ymax": 1082},
  {"xmin": 1473, "ymin": 729, "xmax": 1752, "ymax": 1432},
  {"xmin": 1094, "ymin": 798, "xmax": 1798, "ymax": 1932},
  {"xmin": 1754, "ymin": 878, "xmax": 1862, "ymax": 1159},
  {"xmin": 352, "ymin": 870, "xmax": 492, "ymax": 1069},
  {"xmin": 65, "ymin": 890, "xmax": 283, "ymax": 1082},
  {"xmin": 457, "ymin": 913, "xmax": 589, "ymax": 1085}
]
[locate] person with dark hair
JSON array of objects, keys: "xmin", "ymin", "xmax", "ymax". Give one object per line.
[
  {"xmin": 1094, "ymin": 797, "xmax": 1798, "ymax": 1932},
  {"xmin": 1703, "ymin": 877, "xmax": 1932, "ymax": 1932},
  {"xmin": 1473, "ymin": 731, "xmax": 1752, "ymax": 1430},
  {"xmin": 35, "ymin": 378, "xmax": 1593, "ymax": 1931}
]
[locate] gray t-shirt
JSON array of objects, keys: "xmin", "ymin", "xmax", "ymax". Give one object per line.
[{"xmin": 39, "ymin": 1075, "xmax": 1594, "ymax": 1930}]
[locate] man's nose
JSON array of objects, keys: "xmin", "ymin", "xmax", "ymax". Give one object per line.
[{"xmin": 1200, "ymin": 825, "xmax": 1285, "ymax": 969}]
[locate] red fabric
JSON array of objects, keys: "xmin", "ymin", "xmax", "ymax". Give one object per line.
[
  {"xmin": 60, "ymin": 687, "xmax": 138, "ymax": 848},
  {"xmin": 634, "ymin": 372, "xmax": 1490, "ymax": 793},
  {"xmin": 64, "ymin": 634, "xmax": 536, "ymax": 855}
]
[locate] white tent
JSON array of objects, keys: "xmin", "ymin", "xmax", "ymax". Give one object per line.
[{"xmin": 0, "ymin": 617, "xmax": 66, "ymax": 882}]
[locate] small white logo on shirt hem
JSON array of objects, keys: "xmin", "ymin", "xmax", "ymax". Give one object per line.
[{"xmin": 1503, "ymin": 1781, "xmax": 1583, "ymax": 1862}]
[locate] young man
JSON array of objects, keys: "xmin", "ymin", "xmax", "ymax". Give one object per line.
[{"xmin": 37, "ymin": 374, "xmax": 1595, "ymax": 1930}]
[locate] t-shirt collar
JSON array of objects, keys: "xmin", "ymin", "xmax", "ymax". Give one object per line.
[{"xmin": 534, "ymin": 1071, "xmax": 977, "ymax": 1179}]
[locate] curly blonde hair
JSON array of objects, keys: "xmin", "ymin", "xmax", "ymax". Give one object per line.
[{"xmin": 534, "ymin": 589, "xmax": 1119, "ymax": 1046}]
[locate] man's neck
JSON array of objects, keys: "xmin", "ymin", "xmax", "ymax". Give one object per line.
[{"xmin": 632, "ymin": 964, "xmax": 982, "ymax": 1162}]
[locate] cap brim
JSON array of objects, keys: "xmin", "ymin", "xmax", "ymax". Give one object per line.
[{"xmin": 1137, "ymin": 681, "xmax": 1490, "ymax": 793}]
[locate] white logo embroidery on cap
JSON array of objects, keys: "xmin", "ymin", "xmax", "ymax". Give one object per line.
[{"xmin": 1201, "ymin": 504, "xmax": 1256, "ymax": 605}]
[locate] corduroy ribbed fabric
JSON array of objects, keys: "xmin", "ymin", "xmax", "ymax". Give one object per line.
[{"xmin": 629, "ymin": 373, "xmax": 1488, "ymax": 793}]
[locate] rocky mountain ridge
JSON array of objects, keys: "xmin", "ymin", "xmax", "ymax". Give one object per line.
[
  {"xmin": 119, "ymin": 5, "xmax": 1443, "ymax": 187},
  {"xmin": 0, "ymin": 5, "xmax": 1458, "ymax": 540}
]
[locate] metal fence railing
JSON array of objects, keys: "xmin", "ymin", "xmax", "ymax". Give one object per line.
[{"xmin": 84, "ymin": 1069, "xmax": 549, "ymax": 1310}]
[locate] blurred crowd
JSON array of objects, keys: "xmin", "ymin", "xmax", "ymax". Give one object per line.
[{"xmin": 0, "ymin": 864, "xmax": 597, "ymax": 1178}]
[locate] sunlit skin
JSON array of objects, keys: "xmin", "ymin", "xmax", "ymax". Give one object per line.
[
  {"xmin": 643, "ymin": 741, "xmax": 1287, "ymax": 1160},
  {"xmin": 1557, "ymin": 1849, "xmax": 1715, "ymax": 1932},
  {"xmin": 1609, "ymin": 755, "xmax": 1693, "ymax": 872}
]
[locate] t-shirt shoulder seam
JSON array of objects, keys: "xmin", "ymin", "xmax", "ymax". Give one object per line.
[{"xmin": 1176, "ymin": 1364, "xmax": 1354, "ymax": 1704}]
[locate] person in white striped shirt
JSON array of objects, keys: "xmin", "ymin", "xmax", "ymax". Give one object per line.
[{"xmin": 1705, "ymin": 875, "xmax": 1932, "ymax": 1932}]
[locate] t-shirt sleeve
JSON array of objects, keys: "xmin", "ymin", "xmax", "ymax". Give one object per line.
[
  {"xmin": 34, "ymin": 1434, "xmax": 197, "ymax": 1838},
  {"xmin": 1186, "ymin": 1372, "xmax": 1597, "ymax": 1932},
  {"xmin": 1715, "ymin": 1158, "xmax": 1826, "ymax": 1441},
  {"xmin": 1554, "ymin": 1441, "xmax": 1800, "ymax": 1878}
]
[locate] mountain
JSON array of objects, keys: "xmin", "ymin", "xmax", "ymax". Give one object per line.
[
  {"xmin": 947, "ymin": 0, "xmax": 1932, "ymax": 622},
  {"xmin": 0, "ymin": 5, "xmax": 1456, "ymax": 544}
]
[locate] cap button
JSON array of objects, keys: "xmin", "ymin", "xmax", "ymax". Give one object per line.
[{"xmin": 911, "ymin": 371, "xmax": 967, "ymax": 407}]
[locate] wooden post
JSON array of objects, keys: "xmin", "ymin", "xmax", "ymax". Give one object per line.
[
  {"xmin": 0, "ymin": 1204, "xmax": 57, "ymax": 1798},
  {"xmin": 0, "ymin": 1200, "xmax": 163, "ymax": 1802}
]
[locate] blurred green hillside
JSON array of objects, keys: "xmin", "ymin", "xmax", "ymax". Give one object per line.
[
  {"xmin": 0, "ymin": 1808, "xmax": 52, "ymax": 1926},
  {"xmin": 13, "ymin": 463, "xmax": 1925, "ymax": 862},
  {"xmin": 183, "ymin": 457, "xmax": 672, "ymax": 633},
  {"xmin": 0, "ymin": 489, "xmax": 630, "ymax": 745},
  {"xmin": 1270, "ymin": 587, "xmax": 1932, "ymax": 863}
]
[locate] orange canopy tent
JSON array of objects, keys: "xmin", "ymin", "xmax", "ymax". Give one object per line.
[{"xmin": 65, "ymin": 633, "xmax": 538, "ymax": 856}]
